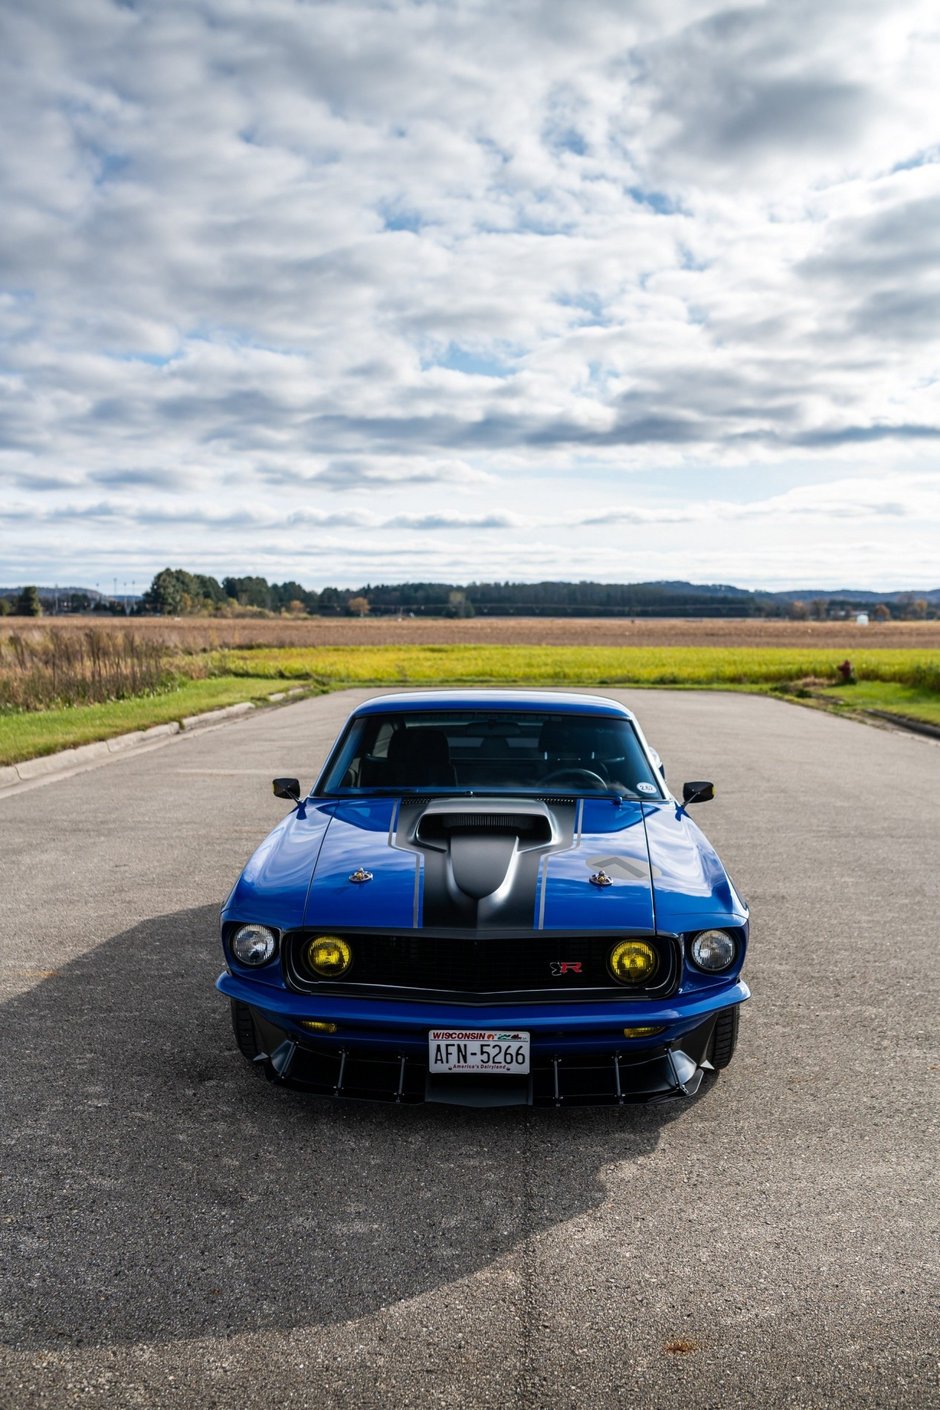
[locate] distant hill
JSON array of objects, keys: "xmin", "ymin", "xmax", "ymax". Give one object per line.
[
  {"xmin": 0, "ymin": 587, "xmax": 139, "ymax": 603},
  {"xmin": 763, "ymin": 587, "xmax": 940, "ymax": 604}
]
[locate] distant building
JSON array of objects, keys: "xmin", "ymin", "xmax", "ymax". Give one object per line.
[{"xmin": 856, "ymin": 613, "xmax": 870, "ymax": 625}]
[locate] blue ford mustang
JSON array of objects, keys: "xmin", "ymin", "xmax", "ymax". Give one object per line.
[{"xmin": 217, "ymin": 690, "xmax": 749, "ymax": 1106}]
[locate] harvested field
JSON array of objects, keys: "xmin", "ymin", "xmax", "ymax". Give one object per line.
[{"xmin": 2, "ymin": 615, "xmax": 939, "ymax": 650}]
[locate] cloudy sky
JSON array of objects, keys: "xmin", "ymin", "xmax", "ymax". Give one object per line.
[{"xmin": 2, "ymin": 0, "xmax": 939, "ymax": 592}]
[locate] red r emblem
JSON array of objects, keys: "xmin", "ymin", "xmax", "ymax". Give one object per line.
[{"xmin": 550, "ymin": 961, "xmax": 583, "ymax": 976}]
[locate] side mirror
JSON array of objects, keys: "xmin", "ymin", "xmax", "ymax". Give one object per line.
[
  {"xmin": 273, "ymin": 777, "xmax": 301, "ymax": 803},
  {"xmin": 682, "ymin": 780, "xmax": 715, "ymax": 805}
]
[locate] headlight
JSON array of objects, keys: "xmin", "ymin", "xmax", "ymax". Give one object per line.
[
  {"xmin": 306, "ymin": 935, "xmax": 352, "ymax": 978},
  {"xmin": 690, "ymin": 929, "xmax": 736, "ymax": 972},
  {"xmin": 231, "ymin": 924, "xmax": 277, "ymax": 966},
  {"xmin": 608, "ymin": 939, "xmax": 658, "ymax": 984}
]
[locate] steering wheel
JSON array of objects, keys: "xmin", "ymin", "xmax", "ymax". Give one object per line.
[{"xmin": 541, "ymin": 767, "xmax": 609, "ymax": 788}]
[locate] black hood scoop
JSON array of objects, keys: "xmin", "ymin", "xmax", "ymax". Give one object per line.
[
  {"xmin": 398, "ymin": 797, "xmax": 575, "ymax": 927},
  {"xmin": 415, "ymin": 800, "xmax": 555, "ymax": 844}
]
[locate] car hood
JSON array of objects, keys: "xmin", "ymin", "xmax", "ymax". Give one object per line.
[{"xmin": 224, "ymin": 794, "xmax": 745, "ymax": 934}]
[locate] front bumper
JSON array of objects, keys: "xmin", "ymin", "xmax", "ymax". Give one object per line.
[{"xmin": 217, "ymin": 971, "xmax": 749, "ymax": 1106}]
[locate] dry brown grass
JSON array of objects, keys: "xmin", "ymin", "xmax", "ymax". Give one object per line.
[
  {"xmin": 0, "ymin": 627, "xmax": 172, "ymax": 709},
  {"xmin": 3, "ymin": 614, "xmax": 938, "ymax": 650}
]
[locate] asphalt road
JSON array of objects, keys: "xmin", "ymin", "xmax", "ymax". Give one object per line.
[{"xmin": 1, "ymin": 690, "xmax": 938, "ymax": 1410}]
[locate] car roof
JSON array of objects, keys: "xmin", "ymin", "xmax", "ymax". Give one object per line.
[{"xmin": 350, "ymin": 689, "xmax": 636, "ymax": 721}]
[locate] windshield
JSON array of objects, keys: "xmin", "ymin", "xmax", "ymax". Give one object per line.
[{"xmin": 316, "ymin": 710, "xmax": 664, "ymax": 799}]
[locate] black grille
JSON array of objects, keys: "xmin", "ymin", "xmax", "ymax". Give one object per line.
[{"xmin": 284, "ymin": 930, "xmax": 677, "ymax": 1000}]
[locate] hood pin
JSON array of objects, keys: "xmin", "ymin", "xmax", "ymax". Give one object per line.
[
  {"xmin": 590, "ymin": 869, "xmax": 613, "ymax": 888},
  {"xmin": 348, "ymin": 867, "xmax": 373, "ymax": 884}
]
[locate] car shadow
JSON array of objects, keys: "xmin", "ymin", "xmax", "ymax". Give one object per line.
[{"xmin": 2, "ymin": 904, "xmax": 709, "ymax": 1350}]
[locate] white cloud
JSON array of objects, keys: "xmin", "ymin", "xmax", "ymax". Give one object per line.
[{"xmin": 0, "ymin": 0, "xmax": 938, "ymax": 590}]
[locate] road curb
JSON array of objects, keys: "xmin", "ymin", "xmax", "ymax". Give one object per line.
[
  {"xmin": 0, "ymin": 691, "xmax": 307, "ymax": 793},
  {"xmin": 104, "ymin": 720, "xmax": 181, "ymax": 752},
  {"xmin": 863, "ymin": 709, "xmax": 940, "ymax": 741},
  {"xmin": 181, "ymin": 701, "xmax": 255, "ymax": 730},
  {"xmin": 15, "ymin": 739, "xmax": 112, "ymax": 780}
]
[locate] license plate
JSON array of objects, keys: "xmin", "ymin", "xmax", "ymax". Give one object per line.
[{"xmin": 428, "ymin": 1029, "xmax": 530, "ymax": 1075}]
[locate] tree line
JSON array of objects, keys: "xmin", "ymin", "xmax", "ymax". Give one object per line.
[
  {"xmin": 3, "ymin": 571, "xmax": 935, "ymax": 619},
  {"xmin": 135, "ymin": 572, "xmax": 939, "ymax": 619}
]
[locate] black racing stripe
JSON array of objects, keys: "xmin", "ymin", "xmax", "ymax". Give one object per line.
[
  {"xmin": 398, "ymin": 799, "xmax": 576, "ymax": 929},
  {"xmin": 419, "ymin": 846, "xmax": 546, "ymax": 927}
]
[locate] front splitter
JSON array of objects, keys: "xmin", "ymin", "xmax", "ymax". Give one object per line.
[{"xmin": 255, "ymin": 1011, "xmax": 718, "ymax": 1107}]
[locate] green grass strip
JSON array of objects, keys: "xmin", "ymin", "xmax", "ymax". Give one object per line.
[
  {"xmin": 0, "ymin": 676, "xmax": 288, "ymax": 765},
  {"xmin": 818, "ymin": 681, "xmax": 940, "ymax": 727}
]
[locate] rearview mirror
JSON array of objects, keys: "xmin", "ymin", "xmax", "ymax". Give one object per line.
[
  {"xmin": 682, "ymin": 780, "xmax": 715, "ymax": 805},
  {"xmin": 272, "ymin": 777, "xmax": 301, "ymax": 802}
]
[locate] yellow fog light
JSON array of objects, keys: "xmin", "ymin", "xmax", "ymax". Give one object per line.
[
  {"xmin": 608, "ymin": 940, "xmax": 658, "ymax": 985},
  {"xmin": 300, "ymin": 1020, "xmax": 338, "ymax": 1034},
  {"xmin": 306, "ymin": 935, "xmax": 352, "ymax": 978},
  {"xmin": 622, "ymin": 1025, "xmax": 665, "ymax": 1038}
]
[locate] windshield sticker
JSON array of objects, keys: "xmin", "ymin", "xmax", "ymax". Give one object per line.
[{"xmin": 636, "ymin": 782, "xmax": 657, "ymax": 794}]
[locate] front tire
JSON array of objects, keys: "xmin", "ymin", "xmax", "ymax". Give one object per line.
[
  {"xmin": 230, "ymin": 999, "xmax": 269, "ymax": 1078},
  {"xmin": 711, "ymin": 1006, "xmax": 739, "ymax": 1069}
]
